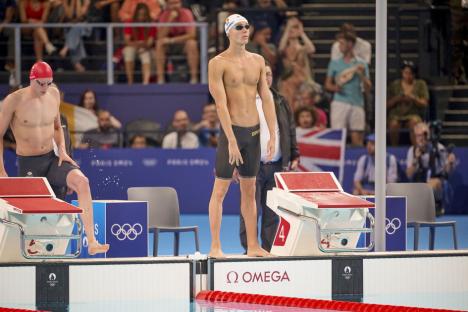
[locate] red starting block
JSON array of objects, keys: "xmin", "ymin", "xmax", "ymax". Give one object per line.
[
  {"xmin": 0, "ymin": 177, "xmax": 83, "ymax": 261},
  {"xmin": 267, "ymin": 172, "xmax": 375, "ymax": 256}
]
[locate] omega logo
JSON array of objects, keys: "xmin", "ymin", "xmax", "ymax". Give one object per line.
[{"xmin": 226, "ymin": 270, "xmax": 290, "ymax": 284}]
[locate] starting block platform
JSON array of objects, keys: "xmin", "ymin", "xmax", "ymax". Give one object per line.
[
  {"xmin": 0, "ymin": 177, "xmax": 83, "ymax": 261},
  {"xmin": 267, "ymin": 172, "xmax": 376, "ymax": 256}
]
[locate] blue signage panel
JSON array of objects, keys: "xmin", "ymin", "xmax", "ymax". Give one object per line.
[
  {"xmin": 105, "ymin": 201, "xmax": 148, "ymax": 258},
  {"xmin": 362, "ymin": 196, "xmax": 407, "ymax": 251}
]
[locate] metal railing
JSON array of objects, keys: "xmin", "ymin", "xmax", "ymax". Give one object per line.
[{"xmin": 4, "ymin": 22, "xmax": 209, "ymax": 85}]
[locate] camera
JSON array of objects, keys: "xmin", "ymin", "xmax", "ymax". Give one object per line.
[{"xmin": 429, "ymin": 120, "xmax": 443, "ymax": 145}]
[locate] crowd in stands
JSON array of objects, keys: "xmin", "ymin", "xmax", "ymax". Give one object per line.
[
  {"xmin": 0, "ymin": 0, "xmax": 456, "ymax": 150},
  {"xmin": 0, "ymin": 1, "xmax": 463, "ymax": 214}
]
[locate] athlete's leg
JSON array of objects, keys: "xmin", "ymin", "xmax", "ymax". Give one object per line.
[
  {"xmin": 208, "ymin": 178, "xmax": 231, "ymax": 258},
  {"xmin": 66, "ymin": 169, "xmax": 109, "ymax": 255}
]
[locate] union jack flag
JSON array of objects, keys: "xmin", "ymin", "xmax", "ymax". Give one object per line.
[{"xmin": 296, "ymin": 128, "xmax": 347, "ymax": 183}]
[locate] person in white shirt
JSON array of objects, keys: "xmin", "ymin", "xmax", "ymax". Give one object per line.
[
  {"xmin": 331, "ymin": 23, "xmax": 371, "ymax": 65},
  {"xmin": 239, "ymin": 62, "xmax": 299, "ymax": 252},
  {"xmin": 162, "ymin": 110, "xmax": 199, "ymax": 149}
]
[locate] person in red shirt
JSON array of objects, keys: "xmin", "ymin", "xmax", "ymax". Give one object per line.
[
  {"xmin": 123, "ymin": 3, "xmax": 155, "ymax": 84},
  {"xmin": 155, "ymin": 0, "xmax": 199, "ymax": 84},
  {"xmin": 19, "ymin": 0, "xmax": 57, "ymax": 61},
  {"xmin": 118, "ymin": 0, "xmax": 161, "ymax": 22}
]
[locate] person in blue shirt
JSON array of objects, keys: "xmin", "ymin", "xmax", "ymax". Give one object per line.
[
  {"xmin": 325, "ymin": 31, "xmax": 372, "ymax": 146},
  {"xmin": 353, "ymin": 133, "xmax": 398, "ymax": 195}
]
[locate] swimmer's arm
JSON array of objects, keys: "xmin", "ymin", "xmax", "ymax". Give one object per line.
[
  {"xmin": 54, "ymin": 114, "xmax": 67, "ymax": 154},
  {"xmin": 52, "ymin": 89, "xmax": 67, "ymax": 155},
  {"xmin": 208, "ymin": 58, "xmax": 235, "ymax": 142},
  {"xmin": 0, "ymin": 94, "xmax": 16, "ymax": 174},
  {"xmin": 258, "ymin": 57, "xmax": 277, "ymax": 141}
]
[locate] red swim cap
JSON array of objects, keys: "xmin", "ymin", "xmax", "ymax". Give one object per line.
[{"xmin": 29, "ymin": 61, "xmax": 53, "ymax": 80}]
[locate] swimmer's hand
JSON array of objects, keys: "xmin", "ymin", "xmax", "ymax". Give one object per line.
[
  {"xmin": 228, "ymin": 139, "xmax": 243, "ymax": 166},
  {"xmin": 266, "ymin": 137, "xmax": 276, "ymax": 162},
  {"xmin": 58, "ymin": 150, "xmax": 79, "ymax": 168}
]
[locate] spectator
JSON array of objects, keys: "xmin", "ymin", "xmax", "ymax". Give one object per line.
[
  {"xmin": 294, "ymin": 106, "xmax": 318, "ymax": 132},
  {"xmin": 58, "ymin": 0, "xmax": 92, "ymax": 72},
  {"xmin": 118, "ymin": 0, "xmax": 161, "ymax": 21},
  {"xmin": 277, "ymin": 16, "xmax": 316, "ymax": 110},
  {"xmin": 246, "ymin": 21, "xmax": 277, "ymax": 69},
  {"xmin": 406, "ymin": 122, "xmax": 457, "ymax": 216},
  {"xmin": 91, "ymin": 0, "xmax": 121, "ymax": 23},
  {"xmin": 193, "ymin": 103, "xmax": 220, "ymax": 147},
  {"xmin": 79, "ymin": 109, "xmax": 121, "ymax": 149},
  {"xmin": 247, "ymin": 0, "xmax": 287, "ymax": 43},
  {"xmin": 325, "ymin": 31, "xmax": 371, "ymax": 146},
  {"xmin": 19, "ymin": 0, "xmax": 57, "ymax": 60},
  {"xmin": 162, "ymin": 110, "xmax": 199, "ymax": 148},
  {"xmin": 353, "ymin": 133, "xmax": 398, "ymax": 195},
  {"xmin": 331, "ymin": 23, "xmax": 371, "ymax": 65},
  {"xmin": 278, "ymin": 16, "xmax": 315, "ymax": 81},
  {"xmin": 0, "ymin": 0, "xmax": 16, "ymax": 73},
  {"xmin": 79, "ymin": 89, "xmax": 122, "ymax": 129},
  {"xmin": 155, "ymin": 0, "xmax": 199, "ymax": 84},
  {"xmin": 129, "ymin": 134, "xmax": 148, "ymax": 148},
  {"xmin": 123, "ymin": 3, "xmax": 155, "ymax": 84},
  {"xmin": 297, "ymin": 81, "xmax": 327, "ymax": 128},
  {"xmin": 387, "ymin": 60, "xmax": 429, "ymax": 146},
  {"xmin": 239, "ymin": 61, "xmax": 299, "ymax": 252},
  {"xmin": 47, "ymin": 0, "xmax": 66, "ymax": 27}
]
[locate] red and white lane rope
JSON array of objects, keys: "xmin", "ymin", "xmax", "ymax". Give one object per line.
[{"xmin": 196, "ymin": 291, "xmax": 461, "ymax": 312}]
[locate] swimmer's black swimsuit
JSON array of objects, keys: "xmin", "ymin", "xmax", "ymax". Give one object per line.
[{"xmin": 215, "ymin": 124, "xmax": 260, "ymax": 179}]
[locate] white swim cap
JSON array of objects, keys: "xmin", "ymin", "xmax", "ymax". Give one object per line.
[{"xmin": 224, "ymin": 14, "xmax": 249, "ymax": 35}]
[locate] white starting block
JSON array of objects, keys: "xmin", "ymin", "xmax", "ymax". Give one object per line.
[
  {"xmin": 267, "ymin": 172, "xmax": 375, "ymax": 256},
  {"xmin": 0, "ymin": 177, "xmax": 83, "ymax": 261}
]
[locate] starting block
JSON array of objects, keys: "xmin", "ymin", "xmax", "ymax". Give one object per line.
[
  {"xmin": 0, "ymin": 177, "xmax": 83, "ymax": 261},
  {"xmin": 267, "ymin": 172, "xmax": 375, "ymax": 256}
]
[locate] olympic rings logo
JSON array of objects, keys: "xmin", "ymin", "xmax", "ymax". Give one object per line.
[
  {"xmin": 385, "ymin": 218, "xmax": 401, "ymax": 235},
  {"xmin": 111, "ymin": 223, "xmax": 143, "ymax": 241}
]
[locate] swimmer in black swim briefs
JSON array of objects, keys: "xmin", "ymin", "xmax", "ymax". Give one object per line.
[
  {"xmin": 215, "ymin": 124, "xmax": 260, "ymax": 179},
  {"xmin": 17, "ymin": 150, "xmax": 79, "ymax": 195}
]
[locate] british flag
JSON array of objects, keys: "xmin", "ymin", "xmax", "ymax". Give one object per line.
[{"xmin": 296, "ymin": 128, "xmax": 347, "ymax": 183}]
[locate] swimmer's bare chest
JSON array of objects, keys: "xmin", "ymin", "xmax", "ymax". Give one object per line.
[
  {"xmin": 221, "ymin": 56, "xmax": 261, "ymax": 126},
  {"xmin": 11, "ymin": 95, "xmax": 59, "ymax": 155}
]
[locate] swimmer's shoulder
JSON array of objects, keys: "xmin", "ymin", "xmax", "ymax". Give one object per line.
[
  {"xmin": 3, "ymin": 88, "xmax": 25, "ymax": 106},
  {"xmin": 249, "ymin": 52, "xmax": 266, "ymax": 64},
  {"xmin": 48, "ymin": 84, "xmax": 61, "ymax": 103},
  {"xmin": 209, "ymin": 53, "xmax": 231, "ymax": 73},
  {"xmin": 49, "ymin": 84, "xmax": 60, "ymax": 96},
  {"xmin": 211, "ymin": 52, "xmax": 231, "ymax": 64}
]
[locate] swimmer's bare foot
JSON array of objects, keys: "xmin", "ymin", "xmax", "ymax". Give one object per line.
[
  {"xmin": 88, "ymin": 240, "xmax": 109, "ymax": 255},
  {"xmin": 247, "ymin": 246, "xmax": 272, "ymax": 257},
  {"xmin": 208, "ymin": 248, "xmax": 226, "ymax": 258}
]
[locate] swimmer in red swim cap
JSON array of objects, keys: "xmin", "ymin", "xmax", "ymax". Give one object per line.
[
  {"xmin": 29, "ymin": 61, "xmax": 54, "ymax": 96},
  {"xmin": 30, "ymin": 61, "xmax": 54, "ymax": 81},
  {"xmin": 0, "ymin": 61, "xmax": 110, "ymax": 256}
]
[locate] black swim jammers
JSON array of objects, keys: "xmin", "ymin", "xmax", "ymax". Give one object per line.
[
  {"xmin": 17, "ymin": 150, "xmax": 79, "ymax": 189},
  {"xmin": 215, "ymin": 124, "xmax": 260, "ymax": 179}
]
